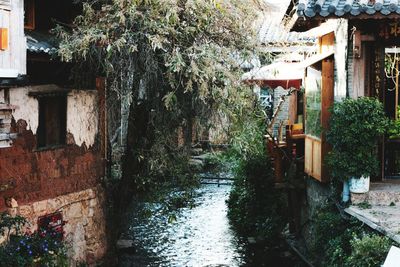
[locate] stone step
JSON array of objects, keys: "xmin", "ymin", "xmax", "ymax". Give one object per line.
[{"xmin": 351, "ymin": 182, "xmax": 400, "ymax": 206}]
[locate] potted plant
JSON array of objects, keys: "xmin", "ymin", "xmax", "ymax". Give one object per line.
[{"xmin": 326, "ymin": 97, "xmax": 388, "ymax": 197}]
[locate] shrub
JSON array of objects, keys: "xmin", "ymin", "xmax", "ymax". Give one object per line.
[
  {"xmin": 312, "ymin": 207, "xmax": 392, "ymax": 267},
  {"xmin": 227, "ymin": 152, "xmax": 287, "ymax": 242},
  {"xmin": 326, "ymin": 97, "xmax": 389, "ymax": 180},
  {"xmin": 0, "ymin": 212, "xmax": 68, "ymax": 267},
  {"xmin": 345, "ymin": 234, "xmax": 392, "ymax": 267}
]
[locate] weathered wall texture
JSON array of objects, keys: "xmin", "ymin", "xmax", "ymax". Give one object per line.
[
  {"xmin": 300, "ymin": 177, "xmax": 331, "ymax": 249},
  {"xmin": 9, "ymin": 86, "xmax": 39, "ymax": 133},
  {"xmin": 272, "ymin": 86, "xmax": 290, "ymax": 138},
  {"xmin": 10, "ymin": 186, "xmax": 107, "ymax": 264},
  {"xmin": 9, "ymin": 85, "xmax": 99, "ymax": 148},
  {"xmin": 0, "ymin": 127, "xmax": 103, "ymax": 210},
  {"xmin": 208, "ymin": 112, "xmax": 229, "ymax": 144},
  {"xmin": 0, "ymin": 84, "xmax": 106, "ymax": 263},
  {"xmin": 1, "ymin": 85, "xmax": 104, "ymax": 210},
  {"xmin": 67, "ymin": 90, "xmax": 99, "ymax": 147},
  {"xmin": 333, "ymin": 19, "xmax": 348, "ymax": 101}
]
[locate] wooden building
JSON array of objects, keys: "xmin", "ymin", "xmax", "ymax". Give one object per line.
[
  {"xmin": 284, "ymin": 0, "xmax": 400, "ymax": 246},
  {"xmin": 288, "ymin": 1, "xmax": 400, "ymax": 182}
]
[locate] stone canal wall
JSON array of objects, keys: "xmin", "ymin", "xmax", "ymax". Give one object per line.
[{"xmin": 7, "ymin": 186, "xmax": 107, "ymax": 264}]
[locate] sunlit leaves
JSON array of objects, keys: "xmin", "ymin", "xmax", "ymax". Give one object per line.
[{"xmin": 163, "ymin": 91, "xmax": 177, "ymax": 110}]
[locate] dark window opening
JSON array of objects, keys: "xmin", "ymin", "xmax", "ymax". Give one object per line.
[
  {"xmin": 37, "ymin": 96, "xmax": 67, "ymax": 148},
  {"xmin": 24, "ymin": 0, "xmax": 82, "ymax": 32}
]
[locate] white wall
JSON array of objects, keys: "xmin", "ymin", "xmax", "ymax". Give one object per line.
[
  {"xmin": 9, "ymin": 86, "xmax": 39, "ymax": 133},
  {"xmin": 67, "ymin": 90, "xmax": 98, "ymax": 147},
  {"xmin": 8, "ymin": 85, "xmax": 99, "ymax": 147}
]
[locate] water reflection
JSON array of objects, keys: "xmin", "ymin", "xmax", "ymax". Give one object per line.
[{"xmin": 118, "ymin": 184, "xmax": 303, "ymax": 267}]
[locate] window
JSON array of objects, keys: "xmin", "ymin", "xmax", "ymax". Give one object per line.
[
  {"xmin": 37, "ymin": 96, "xmax": 66, "ymax": 148},
  {"xmin": 24, "ymin": 0, "xmax": 35, "ymax": 30},
  {"xmin": 305, "ymin": 67, "xmax": 322, "ymax": 139}
]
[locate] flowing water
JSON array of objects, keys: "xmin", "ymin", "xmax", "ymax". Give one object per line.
[{"xmin": 117, "ymin": 183, "xmax": 305, "ymax": 267}]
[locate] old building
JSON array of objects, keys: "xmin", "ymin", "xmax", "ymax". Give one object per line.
[
  {"xmin": 0, "ymin": 0, "xmax": 107, "ymax": 263},
  {"xmin": 284, "ymin": 0, "xmax": 400, "ymax": 249}
]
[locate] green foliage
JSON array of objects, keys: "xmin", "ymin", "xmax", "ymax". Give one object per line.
[
  {"xmin": 357, "ymin": 201, "xmax": 372, "ymax": 209},
  {"xmin": 388, "ymin": 106, "xmax": 400, "ymax": 139},
  {"xmin": 0, "ymin": 212, "xmax": 26, "ymax": 238},
  {"xmin": 55, "ymin": 0, "xmax": 262, "ymax": 131},
  {"xmin": 55, "ymin": 0, "xmax": 265, "ymax": 194},
  {"xmin": 220, "ymin": 98, "xmax": 266, "ymax": 168},
  {"xmin": 0, "ymin": 212, "xmax": 68, "ymax": 267},
  {"xmin": 311, "ymin": 207, "xmax": 392, "ymax": 267},
  {"xmin": 326, "ymin": 97, "xmax": 389, "ymax": 180},
  {"xmin": 227, "ymin": 151, "xmax": 287, "ymax": 241},
  {"xmin": 345, "ymin": 234, "xmax": 392, "ymax": 267}
]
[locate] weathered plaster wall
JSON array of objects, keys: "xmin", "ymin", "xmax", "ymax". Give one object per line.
[
  {"xmin": 208, "ymin": 112, "xmax": 229, "ymax": 144},
  {"xmin": 9, "ymin": 86, "xmax": 39, "ymax": 133},
  {"xmin": 272, "ymin": 86, "xmax": 290, "ymax": 138},
  {"xmin": 0, "ymin": 84, "xmax": 104, "ymax": 210},
  {"xmin": 9, "ymin": 186, "xmax": 107, "ymax": 264},
  {"xmin": 0, "ymin": 84, "xmax": 107, "ymax": 264},
  {"xmin": 8, "ymin": 85, "xmax": 99, "ymax": 147},
  {"xmin": 334, "ymin": 19, "xmax": 348, "ymax": 102},
  {"xmin": 67, "ymin": 90, "xmax": 99, "ymax": 147}
]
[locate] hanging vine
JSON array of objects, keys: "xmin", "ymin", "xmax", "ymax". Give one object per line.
[{"xmin": 54, "ymin": 0, "xmax": 265, "ymax": 195}]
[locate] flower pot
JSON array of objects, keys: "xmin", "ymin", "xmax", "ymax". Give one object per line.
[{"xmin": 349, "ymin": 176, "xmax": 370, "ymax": 193}]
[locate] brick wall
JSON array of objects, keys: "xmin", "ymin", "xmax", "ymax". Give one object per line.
[{"xmin": 0, "ymin": 127, "xmax": 103, "ymax": 211}]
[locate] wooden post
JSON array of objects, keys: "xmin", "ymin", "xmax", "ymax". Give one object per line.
[
  {"xmin": 320, "ymin": 57, "xmax": 334, "ymax": 182},
  {"xmin": 396, "ymin": 60, "xmax": 399, "ymax": 119}
]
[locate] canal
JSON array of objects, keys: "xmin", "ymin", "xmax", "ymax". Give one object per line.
[{"xmin": 117, "ymin": 182, "xmax": 305, "ymax": 267}]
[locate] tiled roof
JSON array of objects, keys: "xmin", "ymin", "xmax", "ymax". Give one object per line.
[
  {"xmin": 26, "ymin": 31, "xmax": 58, "ymax": 54},
  {"xmin": 297, "ymin": 0, "xmax": 400, "ymax": 18},
  {"xmin": 259, "ymin": 21, "xmax": 316, "ymax": 45}
]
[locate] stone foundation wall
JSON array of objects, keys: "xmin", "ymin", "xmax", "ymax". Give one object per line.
[
  {"xmin": 8, "ymin": 186, "xmax": 107, "ymax": 265},
  {"xmin": 300, "ymin": 177, "xmax": 331, "ymax": 248}
]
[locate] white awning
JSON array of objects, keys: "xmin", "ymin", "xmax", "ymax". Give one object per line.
[{"xmin": 242, "ymin": 61, "xmax": 303, "ymax": 81}]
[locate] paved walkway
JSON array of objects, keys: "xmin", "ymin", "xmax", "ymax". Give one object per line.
[{"xmin": 346, "ymin": 181, "xmax": 400, "ymax": 243}]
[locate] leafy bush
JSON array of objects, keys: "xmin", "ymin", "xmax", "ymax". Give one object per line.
[
  {"xmin": 227, "ymin": 152, "xmax": 287, "ymax": 241},
  {"xmin": 388, "ymin": 106, "xmax": 400, "ymax": 139},
  {"xmin": 311, "ymin": 207, "xmax": 392, "ymax": 267},
  {"xmin": 0, "ymin": 212, "xmax": 68, "ymax": 267},
  {"xmin": 326, "ymin": 97, "xmax": 389, "ymax": 180},
  {"xmin": 345, "ymin": 234, "xmax": 392, "ymax": 267}
]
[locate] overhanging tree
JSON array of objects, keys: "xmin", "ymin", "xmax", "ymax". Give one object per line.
[{"xmin": 55, "ymin": 0, "xmax": 264, "ymax": 205}]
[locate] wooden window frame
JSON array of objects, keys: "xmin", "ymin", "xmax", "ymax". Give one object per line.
[
  {"xmin": 24, "ymin": 0, "xmax": 35, "ymax": 30},
  {"xmin": 36, "ymin": 95, "xmax": 67, "ymax": 150}
]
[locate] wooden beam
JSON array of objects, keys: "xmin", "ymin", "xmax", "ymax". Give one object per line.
[
  {"xmin": 0, "ymin": 68, "xmax": 18, "ymax": 78},
  {"xmin": 320, "ymin": 57, "xmax": 334, "ymax": 183}
]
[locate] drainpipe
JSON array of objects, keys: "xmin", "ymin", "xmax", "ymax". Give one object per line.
[{"xmin": 342, "ymin": 180, "xmax": 350, "ymax": 203}]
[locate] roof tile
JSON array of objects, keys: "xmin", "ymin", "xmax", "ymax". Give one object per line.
[{"xmin": 297, "ymin": 0, "xmax": 400, "ymax": 18}]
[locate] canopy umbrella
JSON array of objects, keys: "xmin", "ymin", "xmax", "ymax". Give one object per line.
[{"xmin": 242, "ymin": 61, "xmax": 304, "ymax": 89}]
